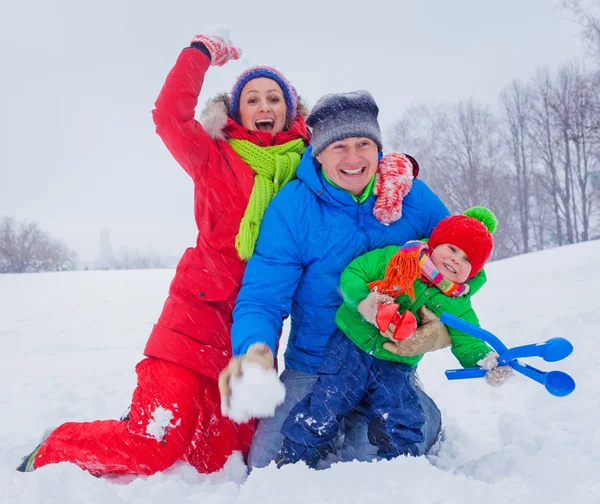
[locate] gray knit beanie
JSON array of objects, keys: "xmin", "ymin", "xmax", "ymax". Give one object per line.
[{"xmin": 307, "ymin": 90, "xmax": 382, "ymax": 157}]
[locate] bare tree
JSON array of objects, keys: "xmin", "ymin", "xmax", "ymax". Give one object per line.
[
  {"xmin": 387, "ymin": 104, "xmax": 448, "ymax": 195},
  {"xmin": 0, "ymin": 217, "xmax": 78, "ymax": 273},
  {"xmin": 562, "ymin": 0, "xmax": 600, "ymax": 57},
  {"xmin": 530, "ymin": 68, "xmax": 571, "ymax": 245},
  {"xmin": 529, "ymin": 171, "xmax": 556, "ymax": 249},
  {"xmin": 387, "ymin": 104, "xmax": 444, "ymax": 166},
  {"xmin": 501, "ymin": 79, "xmax": 536, "ymax": 253},
  {"xmin": 530, "ymin": 63, "xmax": 600, "ymax": 245},
  {"xmin": 386, "ymin": 19, "xmax": 600, "ymax": 260},
  {"xmin": 564, "ymin": 65, "xmax": 600, "ymax": 241},
  {"xmin": 434, "ymin": 100, "xmax": 505, "ymax": 210},
  {"xmin": 388, "ymin": 100, "xmax": 520, "ymax": 259}
]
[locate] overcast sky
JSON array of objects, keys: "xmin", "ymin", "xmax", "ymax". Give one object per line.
[{"xmin": 0, "ymin": 0, "xmax": 587, "ymax": 262}]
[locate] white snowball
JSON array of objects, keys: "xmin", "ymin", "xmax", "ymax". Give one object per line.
[{"xmin": 222, "ymin": 360, "xmax": 286, "ymax": 424}]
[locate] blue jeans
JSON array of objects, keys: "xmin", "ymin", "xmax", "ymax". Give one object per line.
[{"xmin": 248, "ymin": 368, "xmax": 442, "ymax": 469}]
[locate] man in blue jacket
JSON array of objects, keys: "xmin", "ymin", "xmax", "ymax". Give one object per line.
[{"xmin": 220, "ymin": 90, "xmax": 450, "ymax": 469}]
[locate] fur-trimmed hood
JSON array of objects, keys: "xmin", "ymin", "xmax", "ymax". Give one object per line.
[{"xmin": 200, "ymin": 93, "xmax": 311, "ymax": 140}]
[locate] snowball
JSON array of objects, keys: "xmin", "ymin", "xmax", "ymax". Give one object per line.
[{"xmin": 222, "ymin": 360, "xmax": 286, "ymax": 424}]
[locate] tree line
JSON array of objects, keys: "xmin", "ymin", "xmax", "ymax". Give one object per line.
[
  {"xmin": 0, "ymin": 217, "xmax": 168, "ymax": 274},
  {"xmin": 387, "ymin": 61, "xmax": 600, "ymax": 260},
  {"xmin": 385, "ymin": 1, "xmax": 600, "ymax": 260},
  {"xmin": 0, "ymin": 217, "xmax": 78, "ymax": 273},
  {"xmin": 5, "ymin": 1, "xmax": 600, "ymax": 271}
]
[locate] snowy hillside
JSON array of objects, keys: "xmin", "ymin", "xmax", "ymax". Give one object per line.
[{"xmin": 1, "ymin": 242, "xmax": 599, "ymax": 504}]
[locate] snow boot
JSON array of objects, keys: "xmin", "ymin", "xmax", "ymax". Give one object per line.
[{"xmin": 16, "ymin": 444, "xmax": 42, "ymax": 472}]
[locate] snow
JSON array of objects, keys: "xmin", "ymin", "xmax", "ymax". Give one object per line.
[
  {"xmin": 1, "ymin": 241, "xmax": 599, "ymax": 503},
  {"xmin": 223, "ymin": 360, "xmax": 286, "ymax": 424},
  {"xmin": 145, "ymin": 407, "xmax": 180, "ymax": 442}
]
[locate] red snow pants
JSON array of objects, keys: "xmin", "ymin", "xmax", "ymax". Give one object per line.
[{"xmin": 34, "ymin": 357, "xmax": 254, "ymax": 475}]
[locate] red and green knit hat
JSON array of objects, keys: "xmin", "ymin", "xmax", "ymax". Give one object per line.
[{"xmin": 428, "ymin": 206, "xmax": 498, "ymax": 280}]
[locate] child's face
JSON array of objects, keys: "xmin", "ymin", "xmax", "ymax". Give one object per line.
[{"xmin": 430, "ymin": 243, "xmax": 472, "ymax": 283}]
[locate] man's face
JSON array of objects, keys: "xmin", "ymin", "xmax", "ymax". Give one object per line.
[
  {"xmin": 316, "ymin": 137, "xmax": 379, "ymax": 196},
  {"xmin": 430, "ymin": 243, "xmax": 472, "ymax": 283}
]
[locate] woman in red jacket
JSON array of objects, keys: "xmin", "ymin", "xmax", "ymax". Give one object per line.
[{"xmin": 17, "ymin": 31, "xmax": 311, "ymax": 476}]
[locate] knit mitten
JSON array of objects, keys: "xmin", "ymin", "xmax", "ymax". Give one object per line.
[
  {"xmin": 478, "ymin": 352, "xmax": 514, "ymax": 386},
  {"xmin": 190, "ymin": 31, "xmax": 241, "ymax": 67},
  {"xmin": 373, "ymin": 153, "xmax": 414, "ymax": 225},
  {"xmin": 357, "ymin": 291, "xmax": 395, "ymax": 325}
]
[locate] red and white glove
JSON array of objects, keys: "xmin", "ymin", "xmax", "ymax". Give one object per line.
[
  {"xmin": 191, "ymin": 31, "xmax": 241, "ymax": 67},
  {"xmin": 478, "ymin": 352, "xmax": 514, "ymax": 386},
  {"xmin": 373, "ymin": 153, "xmax": 414, "ymax": 225}
]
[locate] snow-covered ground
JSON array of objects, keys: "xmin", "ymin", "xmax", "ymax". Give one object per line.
[{"xmin": 1, "ymin": 242, "xmax": 599, "ymax": 504}]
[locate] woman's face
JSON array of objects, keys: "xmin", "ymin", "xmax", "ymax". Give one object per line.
[{"xmin": 238, "ymin": 78, "xmax": 287, "ymax": 134}]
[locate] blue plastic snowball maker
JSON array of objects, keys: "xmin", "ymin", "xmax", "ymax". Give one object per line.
[{"xmin": 440, "ymin": 313, "xmax": 576, "ymax": 397}]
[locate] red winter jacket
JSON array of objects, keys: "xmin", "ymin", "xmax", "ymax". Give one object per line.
[{"xmin": 144, "ymin": 48, "xmax": 310, "ymax": 380}]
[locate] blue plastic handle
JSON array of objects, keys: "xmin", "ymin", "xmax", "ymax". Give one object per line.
[
  {"xmin": 445, "ymin": 368, "xmax": 487, "ymax": 380},
  {"xmin": 509, "ymin": 360, "xmax": 576, "ymax": 397},
  {"xmin": 440, "ymin": 312, "xmax": 576, "ymax": 397},
  {"xmin": 440, "ymin": 313, "xmax": 508, "ymax": 354},
  {"xmin": 499, "ymin": 337, "xmax": 573, "ymax": 365}
]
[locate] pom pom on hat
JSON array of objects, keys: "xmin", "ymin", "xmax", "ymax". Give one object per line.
[
  {"xmin": 428, "ymin": 206, "xmax": 497, "ymax": 281},
  {"xmin": 463, "ymin": 206, "xmax": 498, "ymax": 234}
]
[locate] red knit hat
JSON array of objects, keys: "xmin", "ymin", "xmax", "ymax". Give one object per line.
[{"xmin": 428, "ymin": 207, "xmax": 497, "ymax": 281}]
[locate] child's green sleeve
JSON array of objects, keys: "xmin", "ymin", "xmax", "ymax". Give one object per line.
[
  {"xmin": 466, "ymin": 268, "xmax": 487, "ymax": 295},
  {"xmin": 340, "ymin": 245, "xmax": 400, "ymax": 310},
  {"xmin": 449, "ymin": 308, "xmax": 494, "ymax": 368}
]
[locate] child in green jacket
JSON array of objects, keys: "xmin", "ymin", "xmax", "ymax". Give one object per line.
[
  {"xmin": 339, "ymin": 206, "xmax": 503, "ymax": 372},
  {"xmin": 277, "ymin": 207, "xmax": 512, "ymax": 468}
]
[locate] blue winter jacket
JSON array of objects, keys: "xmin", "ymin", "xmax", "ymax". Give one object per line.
[{"xmin": 231, "ymin": 146, "xmax": 450, "ymax": 373}]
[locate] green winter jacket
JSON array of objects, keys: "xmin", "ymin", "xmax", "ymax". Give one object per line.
[{"xmin": 335, "ymin": 244, "xmax": 493, "ymax": 369}]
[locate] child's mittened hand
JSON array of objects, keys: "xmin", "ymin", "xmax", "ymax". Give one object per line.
[
  {"xmin": 478, "ymin": 352, "xmax": 514, "ymax": 386},
  {"xmin": 190, "ymin": 32, "xmax": 242, "ymax": 67},
  {"xmin": 357, "ymin": 291, "xmax": 395, "ymax": 326}
]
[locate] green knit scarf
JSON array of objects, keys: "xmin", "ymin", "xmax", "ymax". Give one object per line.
[{"xmin": 228, "ymin": 138, "xmax": 306, "ymax": 260}]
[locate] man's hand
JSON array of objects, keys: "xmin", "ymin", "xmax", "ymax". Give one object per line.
[
  {"xmin": 478, "ymin": 352, "xmax": 514, "ymax": 386},
  {"xmin": 380, "ymin": 321, "xmax": 397, "ymax": 340},
  {"xmin": 218, "ymin": 343, "xmax": 274, "ymax": 411},
  {"xmin": 190, "ymin": 32, "xmax": 242, "ymax": 67},
  {"xmin": 382, "ymin": 306, "xmax": 451, "ymax": 356}
]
